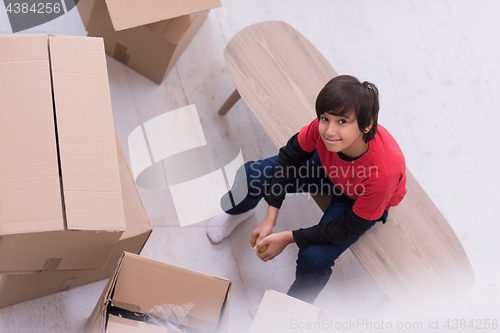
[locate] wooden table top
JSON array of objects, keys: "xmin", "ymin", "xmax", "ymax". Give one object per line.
[
  {"xmin": 224, "ymin": 20, "xmax": 474, "ymax": 308},
  {"xmin": 225, "ymin": 20, "xmax": 336, "ymax": 148}
]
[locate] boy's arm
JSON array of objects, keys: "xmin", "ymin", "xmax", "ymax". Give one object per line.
[
  {"xmin": 265, "ymin": 132, "xmax": 315, "ymax": 208},
  {"xmin": 292, "ymin": 208, "xmax": 379, "ymax": 249},
  {"xmin": 251, "ymin": 133, "xmax": 313, "ymax": 255}
]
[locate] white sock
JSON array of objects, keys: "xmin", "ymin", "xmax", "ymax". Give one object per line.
[
  {"xmin": 248, "ymin": 304, "xmax": 259, "ymax": 319},
  {"xmin": 206, "ymin": 209, "xmax": 256, "ymax": 244}
]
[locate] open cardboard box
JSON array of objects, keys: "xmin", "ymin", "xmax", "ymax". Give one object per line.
[
  {"xmin": 249, "ymin": 290, "xmax": 342, "ymax": 333},
  {"xmin": 0, "ymin": 133, "xmax": 152, "ymax": 309},
  {"xmin": 77, "ymin": 0, "xmax": 222, "ymax": 84},
  {"xmin": 0, "ymin": 34, "xmax": 126, "ymax": 273},
  {"xmin": 86, "ymin": 252, "xmax": 231, "ymax": 333}
]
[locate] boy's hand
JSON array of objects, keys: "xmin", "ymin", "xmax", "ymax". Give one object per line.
[
  {"xmin": 250, "ymin": 205, "xmax": 279, "ymax": 248},
  {"xmin": 254, "ymin": 231, "xmax": 294, "ymax": 262},
  {"xmin": 250, "ymin": 215, "xmax": 275, "ymax": 248}
]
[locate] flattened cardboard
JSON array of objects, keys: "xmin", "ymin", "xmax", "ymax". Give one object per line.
[
  {"xmin": 0, "ymin": 134, "xmax": 152, "ymax": 309},
  {"xmin": 0, "ymin": 34, "xmax": 125, "ymax": 273},
  {"xmin": 86, "ymin": 252, "xmax": 231, "ymax": 333},
  {"xmin": 249, "ymin": 290, "xmax": 343, "ymax": 333},
  {"xmin": 103, "ymin": 0, "xmax": 221, "ymax": 32},
  {"xmin": 77, "ymin": 0, "xmax": 220, "ymax": 83}
]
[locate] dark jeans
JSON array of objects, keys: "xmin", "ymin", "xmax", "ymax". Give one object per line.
[{"xmin": 223, "ymin": 151, "xmax": 386, "ymax": 304}]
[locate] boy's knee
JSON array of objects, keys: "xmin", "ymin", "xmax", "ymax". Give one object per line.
[{"xmin": 297, "ymin": 245, "xmax": 337, "ymax": 276}]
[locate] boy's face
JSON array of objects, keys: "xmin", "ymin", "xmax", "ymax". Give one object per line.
[{"xmin": 318, "ymin": 111, "xmax": 370, "ymax": 159}]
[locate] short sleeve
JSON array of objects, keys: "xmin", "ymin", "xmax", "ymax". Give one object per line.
[
  {"xmin": 352, "ymin": 183, "xmax": 392, "ymax": 220},
  {"xmin": 297, "ymin": 118, "xmax": 319, "ymax": 152}
]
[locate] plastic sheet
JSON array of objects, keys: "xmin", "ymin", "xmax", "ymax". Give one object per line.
[{"xmin": 144, "ymin": 302, "xmax": 194, "ymax": 332}]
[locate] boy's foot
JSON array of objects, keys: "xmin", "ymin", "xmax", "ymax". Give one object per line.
[
  {"xmin": 248, "ymin": 304, "xmax": 259, "ymax": 319},
  {"xmin": 206, "ymin": 209, "xmax": 256, "ymax": 244}
]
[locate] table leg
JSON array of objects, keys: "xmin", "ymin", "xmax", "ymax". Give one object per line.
[{"xmin": 218, "ymin": 89, "xmax": 241, "ymax": 115}]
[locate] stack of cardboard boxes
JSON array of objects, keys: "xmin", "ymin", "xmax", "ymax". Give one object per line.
[
  {"xmin": 1, "ymin": 2, "xmax": 236, "ymax": 332},
  {"xmin": 0, "ymin": 34, "xmax": 151, "ymax": 308}
]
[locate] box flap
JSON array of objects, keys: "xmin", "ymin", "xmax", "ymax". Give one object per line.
[
  {"xmin": 111, "ymin": 252, "xmax": 230, "ymax": 333},
  {"xmin": 0, "ymin": 34, "xmax": 64, "ymax": 236},
  {"xmin": 85, "ymin": 252, "xmax": 126, "ymax": 333},
  {"xmin": 107, "ymin": 315, "xmax": 175, "ymax": 332},
  {"xmin": 48, "ymin": 35, "xmax": 125, "ymax": 232},
  {"xmin": 104, "ymin": 0, "xmax": 221, "ymax": 31}
]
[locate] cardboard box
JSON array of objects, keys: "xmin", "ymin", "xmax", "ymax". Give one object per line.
[
  {"xmin": 0, "ymin": 134, "xmax": 152, "ymax": 309},
  {"xmin": 249, "ymin": 290, "xmax": 342, "ymax": 333},
  {"xmin": 77, "ymin": 0, "xmax": 222, "ymax": 84},
  {"xmin": 0, "ymin": 34, "xmax": 126, "ymax": 273},
  {"xmin": 86, "ymin": 252, "xmax": 231, "ymax": 333}
]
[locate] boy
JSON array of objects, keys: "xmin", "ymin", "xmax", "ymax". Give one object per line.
[{"xmin": 207, "ymin": 75, "xmax": 406, "ymax": 304}]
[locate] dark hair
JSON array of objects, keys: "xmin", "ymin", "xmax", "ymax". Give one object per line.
[{"xmin": 315, "ymin": 75, "xmax": 379, "ymax": 142}]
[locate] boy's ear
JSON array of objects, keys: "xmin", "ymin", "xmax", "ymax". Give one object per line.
[{"xmin": 363, "ymin": 120, "xmax": 373, "ymax": 133}]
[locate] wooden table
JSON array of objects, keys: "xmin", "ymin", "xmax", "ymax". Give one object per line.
[{"xmin": 219, "ymin": 21, "xmax": 474, "ymax": 309}]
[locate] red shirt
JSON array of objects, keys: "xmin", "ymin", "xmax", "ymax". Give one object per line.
[{"xmin": 298, "ymin": 118, "xmax": 406, "ymax": 220}]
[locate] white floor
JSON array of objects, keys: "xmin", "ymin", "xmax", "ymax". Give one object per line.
[{"xmin": 1, "ymin": 1, "xmax": 500, "ymax": 332}]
